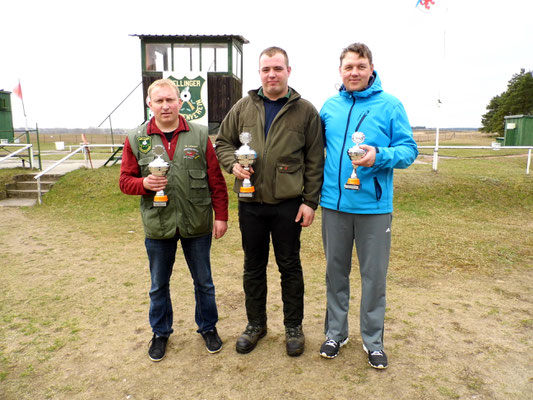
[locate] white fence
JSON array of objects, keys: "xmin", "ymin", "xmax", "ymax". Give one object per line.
[{"xmin": 418, "ymin": 145, "xmax": 532, "ymax": 174}]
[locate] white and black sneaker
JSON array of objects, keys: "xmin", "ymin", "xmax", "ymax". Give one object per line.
[
  {"xmin": 363, "ymin": 344, "xmax": 388, "ymax": 369},
  {"xmin": 319, "ymin": 337, "xmax": 349, "ymax": 359}
]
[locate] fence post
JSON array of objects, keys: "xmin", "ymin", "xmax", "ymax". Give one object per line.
[{"xmin": 527, "ymin": 149, "xmax": 531, "ymax": 175}]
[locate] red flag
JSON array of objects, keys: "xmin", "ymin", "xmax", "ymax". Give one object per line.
[
  {"xmin": 416, "ymin": 0, "xmax": 436, "ymax": 12},
  {"xmin": 13, "ymin": 82, "xmax": 23, "ymax": 100}
]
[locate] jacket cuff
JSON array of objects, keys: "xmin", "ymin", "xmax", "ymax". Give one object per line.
[
  {"xmin": 303, "ymin": 199, "xmax": 318, "ymax": 210},
  {"xmin": 374, "ymin": 150, "xmax": 383, "ymax": 167}
]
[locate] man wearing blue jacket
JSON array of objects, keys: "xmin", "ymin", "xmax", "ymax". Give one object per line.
[{"xmin": 319, "ymin": 43, "xmax": 418, "ymax": 369}]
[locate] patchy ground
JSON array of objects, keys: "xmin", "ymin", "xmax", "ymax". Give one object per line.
[{"xmin": 1, "ymin": 206, "xmax": 531, "ymax": 400}]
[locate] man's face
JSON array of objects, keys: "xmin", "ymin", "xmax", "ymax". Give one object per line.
[
  {"xmin": 148, "ymin": 85, "xmax": 182, "ymax": 128},
  {"xmin": 340, "ymin": 52, "xmax": 374, "ymax": 92},
  {"xmin": 259, "ymin": 53, "xmax": 291, "ymax": 100}
]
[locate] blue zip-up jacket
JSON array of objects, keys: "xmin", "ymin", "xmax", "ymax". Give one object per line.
[{"xmin": 320, "ymin": 71, "xmax": 418, "ymax": 214}]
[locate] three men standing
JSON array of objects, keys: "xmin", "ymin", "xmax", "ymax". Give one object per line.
[{"xmin": 121, "ymin": 43, "xmax": 417, "ymax": 369}]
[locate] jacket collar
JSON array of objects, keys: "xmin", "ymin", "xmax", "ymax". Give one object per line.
[{"xmin": 250, "ymin": 86, "xmax": 300, "ymax": 103}]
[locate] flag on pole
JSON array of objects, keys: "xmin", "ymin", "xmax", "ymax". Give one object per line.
[
  {"xmin": 13, "ymin": 80, "xmax": 27, "ymax": 117},
  {"xmin": 13, "ymin": 81, "xmax": 23, "ymax": 100},
  {"xmin": 416, "ymin": 0, "xmax": 436, "ymax": 12}
]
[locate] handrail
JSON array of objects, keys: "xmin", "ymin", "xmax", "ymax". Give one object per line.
[
  {"xmin": 0, "ymin": 143, "xmax": 34, "ymax": 168},
  {"xmin": 34, "ymin": 144, "xmax": 124, "ymax": 204},
  {"xmin": 417, "ymin": 145, "xmax": 533, "ymax": 174}
]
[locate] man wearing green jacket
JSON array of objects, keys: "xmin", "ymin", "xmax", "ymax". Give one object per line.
[{"xmin": 215, "ymin": 46, "xmax": 324, "ymax": 357}]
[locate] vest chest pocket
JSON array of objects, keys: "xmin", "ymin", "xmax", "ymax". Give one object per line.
[{"xmin": 188, "ymin": 169, "xmax": 210, "ymax": 201}]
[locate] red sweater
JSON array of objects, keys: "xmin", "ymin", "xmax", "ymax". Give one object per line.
[{"xmin": 119, "ymin": 116, "xmax": 228, "ymax": 222}]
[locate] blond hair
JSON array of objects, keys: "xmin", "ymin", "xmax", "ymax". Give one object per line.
[{"xmin": 146, "ymin": 79, "xmax": 180, "ymax": 104}]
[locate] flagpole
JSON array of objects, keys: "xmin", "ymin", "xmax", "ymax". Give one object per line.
[
  {"xmin": 15, "ymin": 79, "xmax": 34, "ymax": 169},
  {"xmin": 431, "ymin": 0, "xmax": 446, "ymax": 172}
]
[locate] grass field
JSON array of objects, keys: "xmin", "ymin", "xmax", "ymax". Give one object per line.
[{"xmin": 0, "ymin": 142, "xmax": 532, "ymax": 399}]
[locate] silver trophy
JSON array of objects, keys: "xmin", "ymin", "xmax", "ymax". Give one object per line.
[
  {"xmin": 235, "ymin": 132, "xmax": 257, "ymax": 198},
  {"xmin": 344, "ymin": 132, "xmax": 367, "ymax": 190},
  {"xmin": 148, "ymin": 145, "xmax": 170, "ymax": 207}
]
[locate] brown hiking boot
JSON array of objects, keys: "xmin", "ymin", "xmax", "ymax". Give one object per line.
[
  {"xmin": 236, "ymin": 324, "xmax": 267, "ymax": 354},
  {"xmin": 285, "ymin": 325, "xmax": 305, "ymax": 357}
]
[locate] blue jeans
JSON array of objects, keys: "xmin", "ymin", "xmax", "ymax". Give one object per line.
[{"xmin": 145, "ymin": 233, "xmax": 218, "ymax": 337}]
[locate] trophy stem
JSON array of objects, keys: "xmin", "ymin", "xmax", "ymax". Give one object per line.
[
  {"xmin": 345, "ymin": 166, "xmax": 361, "ymax": 190},
  {"xmin": 236, "ymin": 132, "xmax": 257, "ymax": 198}
]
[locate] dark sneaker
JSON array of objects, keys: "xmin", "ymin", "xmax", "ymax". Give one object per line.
[
  {"xmin": 285, "ymin": 325, "xmax": 305, "ymax": 357},
  {"xmin": 201, "ymin": 327, "xmax": 223, "ymax": 354},
  {"xmin": 148, "ymin": 334, "xmax": 168, "ymax": 362},
  {"xmin": 319, "ymin": 337, "xmax": 349, "ymax": 359},
  {"xmin": 363, "ymin": 344, "xmax": 388, "ymax": 369},
  {"xmin": 236, "ymin": 324, "xmax": 267, "ymax": 354}
]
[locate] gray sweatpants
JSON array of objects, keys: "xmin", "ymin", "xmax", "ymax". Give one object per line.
[{"xmin": 322, "ymin": 207, "xmax": 392, "ymax": 351}]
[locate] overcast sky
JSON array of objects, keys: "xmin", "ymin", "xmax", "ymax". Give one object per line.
[{"xmin": 2, "ymin": 0, "xmax": 532, "ymax": 130}]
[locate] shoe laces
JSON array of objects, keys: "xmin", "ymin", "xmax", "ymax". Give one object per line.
[
  {"xmin": 286, "ymin": 326, "xmax": 302, "ymax": 338},
  {"xmin": 244, "ymin": 324, "xmax": 262, "ymax": 335},
  {"xmin": 370, "ymin": 350, "xmax": 384, "ymax": 356},
  {"xmin": 324, "ymin": 339, "xmax": 338, "ymax": 348}
]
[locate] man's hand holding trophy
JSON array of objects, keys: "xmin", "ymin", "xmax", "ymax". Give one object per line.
[
  {"xmin": 344, "ymin": 132, "xmax": 367, "ymax": 191},
  {"xmin": 234, "ymin": 132, "xmax": 257, "ymax": 198},
  {"xmin": 147, "ymin": 145, "xmax": 170, "ymax": 207}
]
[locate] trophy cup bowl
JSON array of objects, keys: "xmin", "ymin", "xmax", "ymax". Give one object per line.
[
  {"xmin": 235, "ymin": 132, "xmax": 257, "ymax": 198},
  {"xmin": 148, "ymin": 146, "xmax": 170, "ymax": 207},
  {"xmin": 344, "ymin": 132, "xmax": 367, "ymax": 190}
]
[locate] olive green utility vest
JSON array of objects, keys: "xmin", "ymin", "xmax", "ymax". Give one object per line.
[{"xmin": 128, "ymin": 122, "xmax": 212, "ymax": 239}]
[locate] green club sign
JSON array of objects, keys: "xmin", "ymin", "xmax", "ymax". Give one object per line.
[{"xmin": 167, "ymin": 75, "xmax": 207, "ymax": 122}]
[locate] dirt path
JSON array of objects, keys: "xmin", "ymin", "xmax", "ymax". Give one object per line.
[{"xmin": 1, "ymin": 206, "xmax": 531, "ymax": 399}]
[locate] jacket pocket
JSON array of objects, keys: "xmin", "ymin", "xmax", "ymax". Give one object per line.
[
  {"xmin": 273, "ymin": 159, "xmax": 303, "ymax": 200},
  {"xmin": 188, "ymin": 169, "xmax": 210, "ymax": 199},
  {"xmin": 140, "ymin": 197, "xmax": 174, "ymax": 238},
  {"xmin": 185, "ymin": 197, "xmax": 213, "ymax": 236},
  {"xmin": 373, "ymin": 177, "xmax": 382, "ymax": 201},
  {"xmin": 186, "ymin": 170, "xmax": 212, "ymax": 236}
]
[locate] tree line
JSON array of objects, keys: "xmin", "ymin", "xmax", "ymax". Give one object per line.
[{"xmin": 481, "ymin": 69, "xmax": 533, "ymax": 135}]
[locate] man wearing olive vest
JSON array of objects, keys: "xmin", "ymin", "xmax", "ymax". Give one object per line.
[{"xmin": 120, "ymin": 79, "xmax": 229, "ymax": 362}]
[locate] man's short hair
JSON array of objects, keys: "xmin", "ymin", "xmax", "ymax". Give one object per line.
[
  {"xmin": 147, "ymin": 79, "xmax": 180, "ymax": 104},
  {"xmin": 340, "ymin": 43, "xmax": 373, "ymax": 66},
  {"xmin": 259, "ymin": 46, "xmax": 289, "ymax": 67}
]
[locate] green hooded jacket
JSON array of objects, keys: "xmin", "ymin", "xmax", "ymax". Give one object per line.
[{"xmin": 215, "ymin": 87, "xmax": 324, "ymax": 209}]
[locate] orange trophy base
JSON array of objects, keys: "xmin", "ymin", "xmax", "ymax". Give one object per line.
[{"xmin": 239, "ymin": 186, "xmax": 255, "ymax": 198}]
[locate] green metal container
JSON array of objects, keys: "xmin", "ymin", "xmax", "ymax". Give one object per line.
[
  {"xmin": 503, "ymin": 115, "xmax": 533, "ymax": 146},
  {"xmin": 0, "ymin": 90, "xmax": 14, "ymax": 143}
]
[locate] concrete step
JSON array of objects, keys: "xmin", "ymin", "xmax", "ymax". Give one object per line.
[
  {"xmin": 6, "ymin": 181, "xmax": 55, "ymax": 190},
  {"xmin": 13, "ymin": 173, "xmax": 63, "ymax": 182},
  {"xmin": 4, "ymin": 173, "xmax": 62, "ymax": 201},
  {"xmin": 0, "ymin": 198, "xmax": 37, "ymax": 207},
  {"xmin": 6, "ymin": 188, "xmax": 50, "ymax": 199}
]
